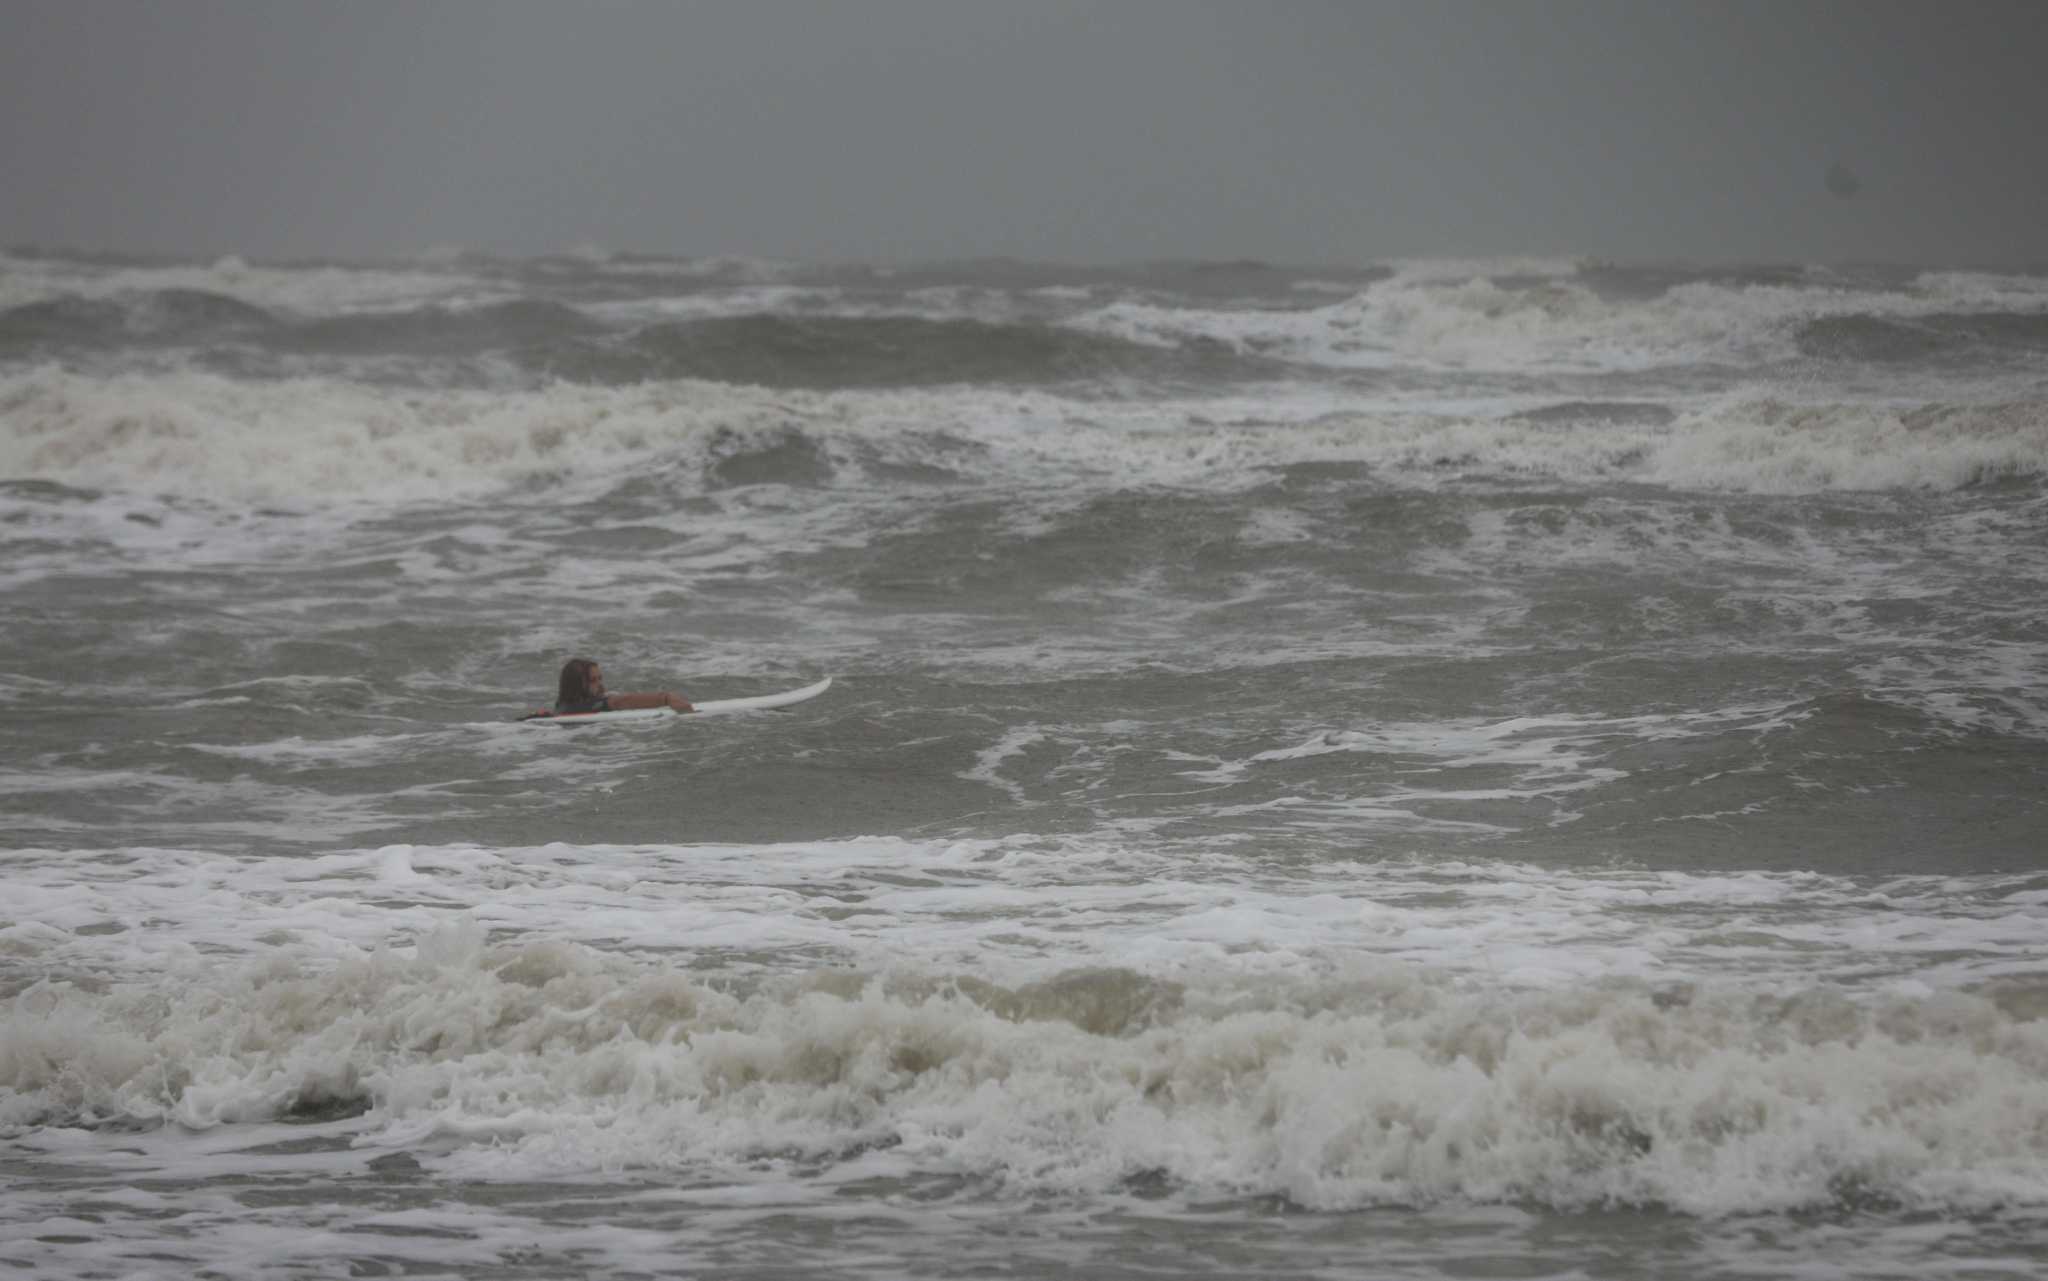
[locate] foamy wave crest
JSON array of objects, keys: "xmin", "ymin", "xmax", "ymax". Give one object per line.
[
  {"xmin": 0, "ymin": 367, "xmax": 876, "ymax": 504},
  {"xmin": 1916, "ymin": 269, "xmax": 2048, "ymax": 311},
  {"xmin": 0, "ymin": 252, "xmax": 509, "ymax": 317},
  {"xmin": 6, "ymin": 925, "xmax": 2046, "ymax": 1214},
  {"xmin": 1065, "ymin": 278, "xmax": 1750, "ymax": 373},
  {"xmin": 6, "ymin": 365, "xmax": 2042, "ymax": 504},
  {"xmin": 1293, "ymin": 398, "xmax": 2048, "ymax": 493},
  {"xmin": 0, "ymin": 366, "xmax": 1235, "ymax": 503},
  {"xmin": 1646, "ymin": 398, "xmax": 2048, "ymax": 492},
  {"xmin": 0, "ymin": 367, "xmax": 1244, "ymax": 504},
  {"xmin": 1070, "ymin": 263, "xmax": 2048, "ymax": 374}
]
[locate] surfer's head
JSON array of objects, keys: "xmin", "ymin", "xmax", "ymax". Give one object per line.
[{"xmin": 557, "ymin": 657, "xmax": 604, "ymax": 705}]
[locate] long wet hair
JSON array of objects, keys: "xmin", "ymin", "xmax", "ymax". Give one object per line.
[{"xmin": 556, "ymin": 657, "xmax": 600, "ymax": 708}]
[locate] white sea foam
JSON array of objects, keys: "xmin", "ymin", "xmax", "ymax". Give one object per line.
[
  {"xmin": 1068, "ymin": 264, "xmax": 2048, "ymax": 375},
  {"xmin": 4, "ymin": 852, "xmax": 2047, "ymax": 1215},
  {"xmin": 1294, "ymin": 396, "xmax": 2048, "ymax": 494},
  {"xmin": 0, "ymin": 366, "xmax": 992, "ymax": 507},
  {"xmin": 1646, "ymin": 397, "xmax": 2048, "ymax": 492},
  {"xmin": 582, "ymin": 284, "xmax": 836, "ymax": 325},
  {"xmin": 183, "ymin": 732, "xmax": 427, "ymax": 768},
  {"xmin": 1916, "ymin": 268, "xmax": 2048, "ymax": 310},
  {"xmin": 959, "ymin": 728, "xmax": 1048, "ymax": 805},
  {"xmin": 7, "ymin": 364, "xmax": 2043, "ymax": 511},
  {"xmin": 5, "ymin": 832, "xmax": 2047, "ymax": 1245},
  {"xmin": 6, "ymin": 838, "xmax": 2044, "ymax": 1009},
  {"xmin": 1853, "ymin": 641, "xmax": 2048, "ymax": 739}
]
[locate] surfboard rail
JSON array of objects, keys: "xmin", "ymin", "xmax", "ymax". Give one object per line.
[{"xmin": 520, "ymin": 676, "xmax": 832, "ymax": 724}]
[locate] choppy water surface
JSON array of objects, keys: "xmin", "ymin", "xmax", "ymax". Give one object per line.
[{"xmin": 3, "ymin": 249, "xmax": 2047, "ymax": 1278}]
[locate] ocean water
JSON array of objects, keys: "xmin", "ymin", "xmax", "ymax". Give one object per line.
[{"xmin": 2, "ymin": 248, "xmax": 2046, "ymax": 1279}]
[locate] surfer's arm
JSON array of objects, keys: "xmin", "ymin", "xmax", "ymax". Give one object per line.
[{"xmin": 605, "ymin": 690, "xmax": 696, "ymax": 713}]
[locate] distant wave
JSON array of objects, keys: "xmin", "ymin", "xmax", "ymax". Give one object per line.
[
  {"xmin": 1073, "ymin": 266, "xmax": 2048, "ymax": 375},
  {"xmin": 1797, "ymin": 312, "xmax": 2048, "ymax": 362},
  {"xmin": 0, "ymin": 289, "xmax": 274, "ymax": 345},
  {"xmin": 1326, "ymin": 396, "xmax": 2048, "ymax": 493},
  {"xmin": 0, "ymin": 251, "xmax": 506, "ymax": 315},
  {"xmin": 4, "ymin": 367, "xmax": 2042, "ymax": 505},
  {"xmin": 522, "ymin": 313, "xmax": 1287, "ymax": 389},
  {"xmin": 0, "ymin": 292, "xmax": 599, "ymax": 359},
  {"xmin": 0, "ymin": 294, "xmax": 1291, "ymax": 389},
  {"xmin": 9, "ymin": 255, "xmax": 2048, "ymax": 385},
  {"xmin": 280, "ymin": 299, "xmax": 600, "ymax": 356}
]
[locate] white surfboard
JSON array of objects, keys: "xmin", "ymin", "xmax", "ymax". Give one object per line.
[{"xmin": 522, "ymin": 677, "xmax": 832, "ymax": 724}]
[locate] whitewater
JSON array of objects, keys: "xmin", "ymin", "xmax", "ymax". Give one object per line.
[{"xmin": 3, "ymin": 249, "xmax": 2046, "ymax": 1279}]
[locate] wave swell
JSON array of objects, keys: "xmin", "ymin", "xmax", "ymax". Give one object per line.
[
  {"xmin": 523, "ymin": 313, "xmax": 1281, "ymax": 389},
  {"xmin": 1798, "ymin": 312, "xmax": 2048, "ymax": 363},
  {"xmin": 0, "ymin": 289, "xmax": 274, "ymax": 346}
]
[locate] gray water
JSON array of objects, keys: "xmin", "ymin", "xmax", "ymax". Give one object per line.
[{"xmin": 3, "ymin": 250, "xmax": 2046, "ymax": 1278}]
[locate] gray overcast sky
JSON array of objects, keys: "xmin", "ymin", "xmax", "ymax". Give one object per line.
[{"xmin": 5, "ymin": 0, "xmax": 2046, "ymax": 265}]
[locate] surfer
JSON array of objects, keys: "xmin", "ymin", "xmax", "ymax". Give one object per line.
[{"xmin": 548, "ymin": 657, "xmax": 695, "ymax": 715}]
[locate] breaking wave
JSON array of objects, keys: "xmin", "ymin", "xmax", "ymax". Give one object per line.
[
  {"xmin": 6, "ymin": 924, "xmax": 2045, "ymax": 1215},
  {"xmin": 3, "ymin": 366, "xmax": 2045, "ymax": 505},
  {"xmin": 1064, "ymin": 258, "xmax": 2048, "ymax": 375}
]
